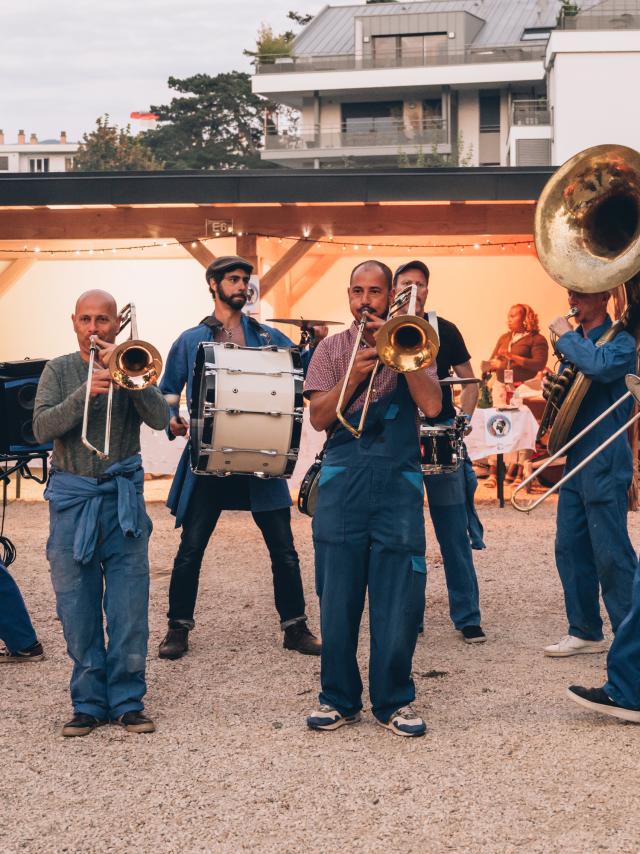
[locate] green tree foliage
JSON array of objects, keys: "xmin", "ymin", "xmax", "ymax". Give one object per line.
[
  {"xmin": 73, "ymin": 115, "xmax": 163, "ymax": 171},
  {"xmin": 140, "ymin": 72, "xmax": 267, "ymax": 170}
]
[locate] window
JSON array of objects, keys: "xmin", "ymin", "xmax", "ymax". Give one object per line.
[
  {"xmin": 479, "ymin": 91, "xmax": 501, "ymax": 133},
  {"xmin": 342, "ymin": 101, "xmax": 403, "ymax": 132},
  {"xmin": 0, "ymin": 156, "xmax": 9, "ymax": 170},
  {"xmin": 373, "ymin": 32, "xmax": 448, "ymax": 67},
  {"xmin": 29, "ymin": 157, "xmax": 50, "ymax": 173},
  {"xmin": 521, "ymin": 28, "xmax": 552, "ymax": 41}
]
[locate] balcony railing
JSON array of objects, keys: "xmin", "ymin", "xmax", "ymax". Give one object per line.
[
  {"xmin": 558, "ymin": 4, "xmax": 640, "ymax": 30},
  {"xmin": 511, "ymin": 100, "xmax": 551, "ymax": 126},
  {"xmin": 256, "ymin": 44, "xmax": 546, "ymax": 74},
  {"xmin": 264, "ymin": 120, "xmax": 449, "ymax": 152}
]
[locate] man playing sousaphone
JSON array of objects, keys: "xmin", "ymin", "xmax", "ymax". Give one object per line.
[{"xmin": 543, "ymin": 288, "xmax": 636, "ymax": 658}]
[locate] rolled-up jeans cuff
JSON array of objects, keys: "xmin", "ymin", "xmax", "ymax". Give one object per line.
[
  {"xmin": 169, "ymin": 618, "xmax": 195, "ymax": 630},
  {"xmin": 280, "ymin": 615, "xmax": 307, "ymax": 631}
]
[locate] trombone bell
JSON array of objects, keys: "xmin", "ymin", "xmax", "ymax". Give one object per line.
[
  {"xmin": 109, "ymin": 340, "xmax": 163, "ymax": 390},
  {"xmin": 376, "ymin": 314, "xmax": 439, "ymax": 373}
]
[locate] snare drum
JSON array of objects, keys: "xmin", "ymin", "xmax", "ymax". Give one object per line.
[
  {"xmin": 419, "ymin": 421, "xmax": 466, "ymax": 476},
  {"xmin": 190, "ymin": 342, "xmax": 303, "ymax": 477}
]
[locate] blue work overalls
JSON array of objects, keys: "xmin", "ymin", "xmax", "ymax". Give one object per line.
[
  {"xmin": 605, "ymin": 559, "xmax": 640, "ymax": 709},
  {"xmin": 312, "ymin": 379, "xmax": 426, "ymax": 723},
  {"xmin": 0, "ymin": 560, "xmax": 38, "ymax": 654},
  {"xmin": 555, "ymin": 318, "xmax": 637, "ymax": 640}
]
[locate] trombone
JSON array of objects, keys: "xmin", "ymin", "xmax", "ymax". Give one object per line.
[
  {"xmin": 81, "ymin": 302, "xmax": 163, "ymax": 459},
  {"xmin": 511, "ymin": 373, "xmax": 640, "ymax": 512},
  {"xmin": 336, "ymin": 284, "xmax": 439, "ymax": 438}
]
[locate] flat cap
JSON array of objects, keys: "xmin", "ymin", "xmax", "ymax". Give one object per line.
[{"xmin": 205, "ymin": 255, "xmax": 254, "ymax": 282}]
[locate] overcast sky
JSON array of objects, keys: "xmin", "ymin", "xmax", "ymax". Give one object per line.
[{"xmin": 0, "ymin": 0, "xmax": 331, "ymax": 143}]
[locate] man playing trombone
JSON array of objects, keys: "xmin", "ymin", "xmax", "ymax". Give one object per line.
[
  {"xmin": 33, "ymin": 290, "xmax": 169, "ymax": 736},
  {"xmin": 544, "ymin": 289, "xmax": 636, "ymax": 658},
  {"xmin": 304, "ymin": 260, "xmax": 441, "ymax": 737}
]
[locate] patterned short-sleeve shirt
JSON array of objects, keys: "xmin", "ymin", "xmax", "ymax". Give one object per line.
[{"xmin": 304, "ymin": 321, "xmax": 438, "ymax": 417}]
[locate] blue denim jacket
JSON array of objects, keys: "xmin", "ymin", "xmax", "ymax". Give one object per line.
[
  {"xmin": 556, "ymin": 315, "xmax": 637, "ymax": 487},
  {"xmin": 160, "ymin": 315, "xmax": 297, "ymax": 527}
]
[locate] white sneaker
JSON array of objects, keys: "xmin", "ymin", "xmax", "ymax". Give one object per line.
[{"xmin": 543, "ymin": 635, "xmax": 608, "ymax": 658}]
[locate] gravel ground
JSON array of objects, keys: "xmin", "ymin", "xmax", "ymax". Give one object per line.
[{"xmin": 2, "ymin": 492, "xmax": 640, "ymax": 854}]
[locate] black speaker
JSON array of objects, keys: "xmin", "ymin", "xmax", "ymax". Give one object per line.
[{"xmin": 0, "ymin": 359, "xmax": 52, "ymax": 455}]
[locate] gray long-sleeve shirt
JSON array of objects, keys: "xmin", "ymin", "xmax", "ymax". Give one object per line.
[{"xmin": 33, "ymin": 351, "xmax": 169, "ymax": 478}]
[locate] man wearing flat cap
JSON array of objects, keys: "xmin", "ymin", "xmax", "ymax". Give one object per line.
[{"xmin": 158, "ymin": 256, "xmax": 321, "ymax": 660}]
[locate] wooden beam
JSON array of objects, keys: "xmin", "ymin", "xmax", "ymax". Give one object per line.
[
  {"xmin": 179, "ymin": 239, "xmax": 216, "ymax": 268},
  {"xmin": 0, "ymin": 203, "xmax": 537, "ymax": 241},
  {"xmin": 236, "ymin": 234, "xmax": 258, "ymax": 273},
  {"xmin": 260, "ymin": 228, "xmax": 323, "ymax": 297},
  {"xmin": 291, "ymin": 255, "xmax": 339, "ymax": 305},
  {"xmin": 0, "ymin": 259, "xmax": 35, "ymax": 298}
]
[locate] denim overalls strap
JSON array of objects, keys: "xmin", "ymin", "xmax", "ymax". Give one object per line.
[
  {"xmin": 44, "ymin": 453, "xmax": 144, "ymax": 564},
  {"xmin": 324, "ymin": 377, "xmax": 420, "ymax": 470}
]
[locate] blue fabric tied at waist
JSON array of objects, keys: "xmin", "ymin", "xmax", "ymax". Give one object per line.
[{"xmin": 44, "ymin": 454, "xmax": 145, "ymax": 564}]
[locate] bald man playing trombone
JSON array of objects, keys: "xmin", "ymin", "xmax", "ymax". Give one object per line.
[{"xmin": 33, "ymin": 290, "xmax": 169, "ymax": 737}]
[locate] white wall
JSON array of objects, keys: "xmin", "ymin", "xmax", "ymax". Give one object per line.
[
  {"xmin": 291, "ymin": 254, "xmax": 569, "ymax": 374},
  {"xmin": 1, "ymin": 253, "xmax": 573, "ymax": 378},
  {"xmin": 548, "ymin": 31, "xmax": 640, "ymax": 164},
  {"xmin": 457, "ymin": 91, "xmax": 480, "ymax": 166},
  {"xmin": 0, "ymin": 258, "xmax": 213, "ymax": 363}
]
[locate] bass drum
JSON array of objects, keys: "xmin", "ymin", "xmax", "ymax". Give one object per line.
[{"xmin": 190, "ymin": 342, "xmax": 304, "ymax": 477}]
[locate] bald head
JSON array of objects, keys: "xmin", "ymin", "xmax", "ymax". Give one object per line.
[
  {"xmin": 75, "ymin": 289, "xmax": 117, "ymax": 316},
  {"xmin": 72, "ymin": 290, "xmax": 120, "ymax": 360}
]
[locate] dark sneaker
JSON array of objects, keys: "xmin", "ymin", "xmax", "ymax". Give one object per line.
[
  {"xmin": 283, "ymin": 621, "xmax": 321, "ymax": 656},
  {"xmin": 159, "ymin": 627, "xmax": 189, "ymax": 660},
  {"xmin": 117, "ymin": 711, "xmax": 156, "ymax": 733},
  {"xmin": 307, "ymin": 705, "xmax": 361, "ymax": 731},
  {"xmin": 377, "ymin": 706, "xmax": 426, "ymax": 737},
  {"xmin": 0, "ymin": 641, "xmax": 44, "ymax": 662},
  {"xmin": 461, "ymin": 625, "xmax": 487, "ymax": 644},
  {"xmin": 61, "ymin": 713, "xmax": 107, "ymax": 738},
  {"xmin": 567, "ymin": 686, "xmax": 640, "ymax": 723}
]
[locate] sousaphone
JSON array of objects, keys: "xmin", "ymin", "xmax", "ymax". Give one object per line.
[{"xmin": 535, "ymin": 144, "xmax": 640, "ymax": 454}]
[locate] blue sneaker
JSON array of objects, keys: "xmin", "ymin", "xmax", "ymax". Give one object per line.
[
  {"xmin": 378, "ymin": 706, "xmax": 426, "ymax": 737},
  {"xmin": 307, "ymin": 705, "xmax": 361, "ymax": 731}
]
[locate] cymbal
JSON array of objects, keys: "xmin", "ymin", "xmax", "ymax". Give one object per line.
[
  {"xmin": 267, "ymin": 318, "xmax": 343, "ymax": 328},
  {"xmin": 439, "ymin": 377, "xmax": 481, "ymax": 386}
]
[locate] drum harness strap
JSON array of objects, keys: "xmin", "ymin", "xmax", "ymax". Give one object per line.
[{"xmin": 199, "ymin": 314, "xmax": 273, "ymax": 346}]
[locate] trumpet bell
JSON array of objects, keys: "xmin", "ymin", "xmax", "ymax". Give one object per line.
[
  {"xmin": 108, "ymin": 339, "xmax": 163, "ymax": 390},
  {"xmin": 376, "ymin": 315, "xmax": 439, "ymax": 373},
  {"xmin": 535, "ymin": 144, "xmax": 640, "ymax": 293}
]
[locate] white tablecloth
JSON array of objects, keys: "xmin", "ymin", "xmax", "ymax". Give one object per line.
[{"xmin": 465, "ymin": 406, "xmax": 538, "ymax": 460}]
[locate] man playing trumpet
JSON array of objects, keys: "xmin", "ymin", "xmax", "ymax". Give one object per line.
[{"xmin": 33, "ymin": 290, "xmax": 169, "ymax": 737}]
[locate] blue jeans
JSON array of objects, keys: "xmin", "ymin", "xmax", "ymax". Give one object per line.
[
  {"xmin": 47, "ymin": 494, "xmax": 151, "ymax": 719},
  {"xmin": 424, "ymin": 459, "xmax": 482, "ymax": 629},
  {"xmin": 0, "ymin": 560, "xmax": 38, "ymax": 654},
  {"xmin": 556, "ymin": 482, "xmax": 635, "ymax": 640},
  {"xmin": 605, "ymin": 558, "xmax": 640, "ymax": 709}
]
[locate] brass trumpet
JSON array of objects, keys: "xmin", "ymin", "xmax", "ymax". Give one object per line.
[
  {"xmin": 81, "ymin": 302, "xmax": 163, "ymax": 459},
  {"xmin": 336, "ymin": 284, "xmax": 439, "ymax": 439}
]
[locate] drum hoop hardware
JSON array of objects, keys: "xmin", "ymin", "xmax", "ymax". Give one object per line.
[
  {"xmin": 203, "ymin": 405, "xmax": 303, "ymax": 418},
  {"xmin": 202, "ymin": 447, "xmax": 298, "ymax": 458},
  {"xmin": 220, "ymin": 368, "xmax": 303, "ymax": 378}
]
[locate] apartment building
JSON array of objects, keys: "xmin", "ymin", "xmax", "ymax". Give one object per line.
[
  {"xmin": 252, "ymin": 0, "xmax": 640, "ymax": 169},
  {"xmin": 0, "ymin": 130, "xmax": 78, "ymax": 173}
]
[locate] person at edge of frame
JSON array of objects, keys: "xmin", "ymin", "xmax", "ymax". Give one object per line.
[
  {"xmin": 542, "ymin": 288, "xmax": 637, "ymax": 660},
  {"xmin": 33, "ymin": 289, "xmax": 169, "ymax": 738},
  {"xmin": 0, "ymin": 559, "xmax": 45, "ymax": 663},
  {"xmin": 303, "ymin": 259, "xmax": 442, "ymax": 738},
  {"xmin": 393, "ymin": 260, "xmax": 487, "ymax": 645},
  {"xmin": 158, "ymin": 255, "xmax": 321, "ymax": 661}
]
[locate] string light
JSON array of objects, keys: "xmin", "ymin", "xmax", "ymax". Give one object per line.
[{"xmin": 0, "ymin": 232, "xmax": 536, "ymax": 257}]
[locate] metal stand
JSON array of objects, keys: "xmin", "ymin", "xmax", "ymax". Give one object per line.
[{"xmin": 497, "ymin": 453, "xmax": 506, "ymax": 508}]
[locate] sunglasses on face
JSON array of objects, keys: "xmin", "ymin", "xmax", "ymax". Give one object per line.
[{"xmin": 224, "ymin": 275, "xmax": 251, "ymax": 285}]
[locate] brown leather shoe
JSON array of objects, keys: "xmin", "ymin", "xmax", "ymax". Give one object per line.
[
  {"xmin": 283, "ymin": 621, "xmax": 321, "ymax": 656},
  {"xmin": 158, "ymin": 627, "xmax": 189, "ymax": 660}
]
